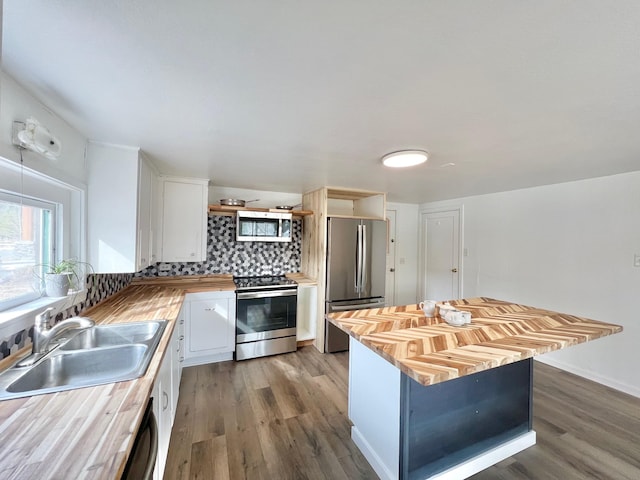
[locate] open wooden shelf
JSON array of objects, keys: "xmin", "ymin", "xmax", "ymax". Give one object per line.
[{"xmin": 208, "ymin": 204, "xmax": 313, "ymax": 218}]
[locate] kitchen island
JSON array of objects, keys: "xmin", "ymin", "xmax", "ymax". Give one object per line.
[{"xmin": 327, "ymin": 297, "xmax": 622, "ymax": 480}]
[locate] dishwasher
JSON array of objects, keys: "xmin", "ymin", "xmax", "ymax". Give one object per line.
[{"xmin": 121, "ymin": 398, "xmax": 158, "ymax": 480}]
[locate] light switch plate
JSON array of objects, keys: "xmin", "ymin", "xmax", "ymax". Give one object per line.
[{"xmin": 634, "ymin": 254, "xmax": 640, "ymax": 267}]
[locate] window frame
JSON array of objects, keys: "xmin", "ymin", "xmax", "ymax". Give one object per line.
[
  {"xmin": 0, "ymin": 156, "xmax": 86, "ymax": 324},
  {"xmin": 0, "ymin": 189, "xmax": 59, "ymax": 311}
]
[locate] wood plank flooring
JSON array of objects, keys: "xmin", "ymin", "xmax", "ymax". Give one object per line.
[{"xmin": 164, "ymin": 347, "xmax": 640, "ymax": 480}]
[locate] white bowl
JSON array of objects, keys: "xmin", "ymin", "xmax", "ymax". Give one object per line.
[
  {"xmin": 444, "ymin": 313, "xmax": 466, "ymax": 326},
  {"xmin": 437, "ymin": 303, "xmax": 456, "ymax": 318}
]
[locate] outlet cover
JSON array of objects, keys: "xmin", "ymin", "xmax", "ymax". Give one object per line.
[
  {"xmin": 634, "ymin": 254, "xmax": 640, "ymax": 267},
  {"xmin": 158, "ymin": 263, "xmax": 172, "ymax": 271}
]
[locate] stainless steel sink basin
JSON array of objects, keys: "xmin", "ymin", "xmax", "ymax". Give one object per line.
[
  {"xmin": 7, "ymin": 345, "xmax": 147, "ymax": 393},
  {"xmin": 0, "ymin": 320, "xmax": 167, "ymax": 401},
  {"xmin": 60, "ymin": 321, "xmax": 164, "ymax": 350}
]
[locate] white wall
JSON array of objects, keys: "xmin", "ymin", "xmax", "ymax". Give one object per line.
[
  {"xmin": 0, "ymin": 72, "xmax": 89, "ymax": 263},
  {"xmin": 420, "ymin": 171, "xmax": 640, "ymax": 397},
  {"xmin": 0, "ymin": 71, "xmax": 88, "ymax": 186},
  {"xmin": 387, "ymin": 202, "xmax": 419, "ymax": 306}
]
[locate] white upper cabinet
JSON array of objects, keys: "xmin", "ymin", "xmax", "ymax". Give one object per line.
[
  {"xmin": 87, "ymin": 143, "xmax": 158, "ymax": 273},
  {"xmin": 159, "ymin": 176, "xmax": 209, "ymax": 262}
]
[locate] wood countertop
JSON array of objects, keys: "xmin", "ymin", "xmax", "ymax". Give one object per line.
[
  {"xmin": 0, "ymin": 272, "xmax": 315, "ymax": 479},
  {"xmin": 327, "ymin": 297, "xmax": 623, "ymax": 387},
  {"xmin": 0, "ymin": 284, "xmax": 187, "ymax": 480},
  {"xmin": 285, "ymin": 272, "xmax": 317, "ymax": 285},
  {"xmin": 131, "ymin": 273, "xmax": 236, "ymax": 291},
  {"xmin": 132, "ymin": 273, "xmax": 315, "ymax": 289}
]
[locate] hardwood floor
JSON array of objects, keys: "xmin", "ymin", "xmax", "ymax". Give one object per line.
[
  {"xmin": 165, "ymin": 348, "xmax": 640, "ymax": 480},
  {"xmin": 472, "ymin": 363, "xmax": 640, "ymax": 480},
  {"xmin": 164, "ymin": 347, "xmax": 376, "ymax": 480}
]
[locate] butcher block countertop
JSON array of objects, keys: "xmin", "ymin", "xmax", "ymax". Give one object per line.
[
  {"xmin": 131, "ymin": 273, "xmax": 236, "ymax": 291},
  {"xmin": 327, "ymin": 297, "xmax": 623, "ymax": 387},
  {"xmin": 0, "ymin": 272, "xmax": 316, "ymax": 479},
  {"xmin": 0, "ymin": 284, "xmax": 188, "ymax": 480},
  {"xmin": 285, "ymin": 272, "xmax": 317, "ymax": 285}
]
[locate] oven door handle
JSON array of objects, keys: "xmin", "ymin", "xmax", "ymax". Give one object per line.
[{"xmin": 237, "ymin": 289, "xmax": 297, "ymax": 300}]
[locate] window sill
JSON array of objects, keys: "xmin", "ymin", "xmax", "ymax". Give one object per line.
[{"xmin": 0, "ymin": 290, "xmax": 88, "ymax": 340}]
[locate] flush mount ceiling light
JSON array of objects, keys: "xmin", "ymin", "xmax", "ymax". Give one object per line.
[{"xmin": 381, "ymin": 150, "xmax": 428, "ymax": 168}]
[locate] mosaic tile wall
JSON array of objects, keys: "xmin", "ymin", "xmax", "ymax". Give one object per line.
[
  {"xmin": 0, "ymin": 273, "xmax": 133, "ymax": 360},
  {"xmin": 136, "ymin": 215, "xmax": 302, "ymax": 277}
]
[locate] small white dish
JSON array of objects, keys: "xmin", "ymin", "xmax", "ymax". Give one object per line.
[
  {"xmin": 440, "ymin": 308, "xmax": 471, "ymax": 327},
  {"xmin": 437, "ymin": 303, "xmax": 456, "ymax": 318}
]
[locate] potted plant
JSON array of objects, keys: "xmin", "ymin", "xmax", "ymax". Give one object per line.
[{"xmin": 39, "ymin": 259, "xmax": 93, "ymax": 297}]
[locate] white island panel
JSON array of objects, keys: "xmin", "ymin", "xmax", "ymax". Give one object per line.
[{"xmin": 349, "ymin": 337, "xmax": 401, "ymax": 480}]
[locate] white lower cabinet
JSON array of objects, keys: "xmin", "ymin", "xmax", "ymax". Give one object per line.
[
  {"xmin": 153, "ymin": 313, "xmax": 183, "ymax": 480},
  {"xmin": 183, "ymin": 291, "xmax": 236, "ymax": 366}
]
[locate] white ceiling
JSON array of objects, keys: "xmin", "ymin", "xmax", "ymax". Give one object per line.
[{"xmin": 3, "ymin": 1, "xmax": 640, "ymax": 203}]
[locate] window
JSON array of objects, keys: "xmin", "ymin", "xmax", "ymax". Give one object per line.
[
  {"xmin": 0, "ymin": 156, "xmax": 83, "ymax": 319},
  {"xmin": 0, "ymin": 191, "xmax": 57, "ymax": 311}
]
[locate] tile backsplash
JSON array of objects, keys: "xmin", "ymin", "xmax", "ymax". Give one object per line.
[{"xmin": 136, "ymin": 215, "xmax": 302, "ymax": 277}]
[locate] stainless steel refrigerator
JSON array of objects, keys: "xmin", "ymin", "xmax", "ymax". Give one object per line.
[{"xmin": 325, "ymin": 217, "xmax": 387, "ymax": 352}]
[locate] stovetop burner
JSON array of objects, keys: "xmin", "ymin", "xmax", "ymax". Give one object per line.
[{"xmin": 233, "ymin": 275, "xmax": 297, "ymax": 291}]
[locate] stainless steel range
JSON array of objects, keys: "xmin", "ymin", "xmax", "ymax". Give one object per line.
[{"xmin": 234, "ymin": 275, "xmax": 298, "ymax": 361}]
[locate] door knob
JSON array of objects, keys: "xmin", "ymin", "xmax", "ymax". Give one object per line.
[
  {"xmin": 390, "ymin": 268, "xmax": 395, "ymax": 272},
  {"xmin": 451, "ymin": 268, "xmax": 458, "ymax": 273}
]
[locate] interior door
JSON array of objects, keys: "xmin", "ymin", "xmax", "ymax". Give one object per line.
[
  {"xmin": 421, "ymin": 209, "xmax": 460, "ymax": 301},
  {"xmin": 385, "ymin": 210, "xmax": 397, "ymax": 306}
]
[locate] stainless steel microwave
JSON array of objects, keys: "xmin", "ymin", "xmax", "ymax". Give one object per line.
[{"xmin": 236, "ymin": 211, "xmax": 293, "ymax": 242}]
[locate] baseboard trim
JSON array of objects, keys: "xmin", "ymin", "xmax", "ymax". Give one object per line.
[
  {"xmin": 352, "ymin": 426, "xmax": 536, "ymax": 480},
  {"xmin": 535, "ymin": 358, "xmax": 640, "ymax": 398},
  {"xmin": 428, "ymin": 431, "xmax": 536, "ymax": 480}
]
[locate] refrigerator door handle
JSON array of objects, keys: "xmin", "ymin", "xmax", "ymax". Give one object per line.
[
  {"xmin": 354, "ymin": 224, "xmax": 360, "ymax": 292},
  {"xmin": 361, "ymin": 224, "xmax": 367, "ymax": 292},
  {"xmin": 355, "ymin": 224, "xmax": 363, "ymax": 293}
]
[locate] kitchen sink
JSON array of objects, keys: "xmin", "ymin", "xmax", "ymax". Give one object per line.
[
  {"xmin": 7, "ymin": 345, "xmax": 148, "ymax": 393},
  {"xmin": 0, "ymin": 320, "xmax": 167, "ymax": 401},
  {"xmin": 59, "ymin": 321, "xmax": 164, "ymax": 350}
]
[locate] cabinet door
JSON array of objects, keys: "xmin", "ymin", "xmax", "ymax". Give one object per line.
[
  {"xmin": 136, "ymin": 157, "xmax": 153, "ymax": 271},
  {"xmin": 153, "ymin": 346, "xmax": 172, "ymax": 480},
  {"xmin": 187, "ymin": 297, "xmax": 235, "ymax": 355},
  {"xmin": 170, "ymin": 312, "xmax": 184, "ymax": 423},
  {"xmin": 160, "ymin": 179, "xmax": 208, "ymax": 262},
  {"xmin": 87, "ymin": 143, "xmax": 139, "ymax": 273}
]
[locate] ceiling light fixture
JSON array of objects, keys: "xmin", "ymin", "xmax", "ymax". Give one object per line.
[
  {"xmin": 381, "ymin": 150, "xmax": 428, "ymax": 168},
  {"xmin": 12, "ymin": 118, "xmax": 62, "ymax": 160}
]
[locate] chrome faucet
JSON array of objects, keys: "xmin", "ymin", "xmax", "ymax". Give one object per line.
[
  {"xmin": 32, "ymin": 308, "xmax": 95, "ymax": 354},
  {"xmin": 16, "ymin": 308, "xmax": 95, "ymax": 367}
]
